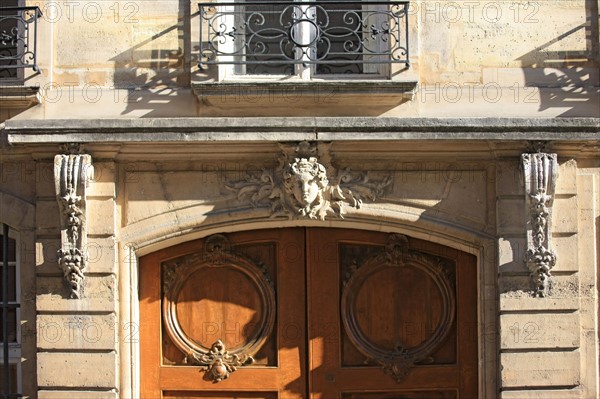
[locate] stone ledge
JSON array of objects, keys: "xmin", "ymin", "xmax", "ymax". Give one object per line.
[
  {"xmin": 193, "ymin": 80, "xmax": 419, "ymax": 97},
  {"xmin": 4, "ymin": 117, "xmax": 600, "ymax": 144},
  {"xmin": 0, "ymin": 85, "xmax": 40, "ymax": 109},
  {"xmin": 193, "ymin": 81, "xmax": 418, "ymax": 116}
]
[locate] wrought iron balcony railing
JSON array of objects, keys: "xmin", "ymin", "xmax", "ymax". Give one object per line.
[
  {"xmin": 0, "ymin": 6, "xmax": 43, "ymax": 79},
  {"xmin": 198, "ymin": 1, "xmax": 410, "ymax": 73}
]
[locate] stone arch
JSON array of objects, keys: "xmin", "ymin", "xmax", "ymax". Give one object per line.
[{"xmin": 118, "ymin": 204, "xmax": 498, "ymax": 398}]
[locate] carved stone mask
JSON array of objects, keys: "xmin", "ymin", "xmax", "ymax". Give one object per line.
[
  {"xmin": 226, "ymin": 142, "xmax": 391, "ymax": 220},
  {"xmin": 284, "ymin": 158, "xmax": 328, "ymax": 207}
]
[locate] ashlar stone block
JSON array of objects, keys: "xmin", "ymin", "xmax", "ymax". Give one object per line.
[
  {"xmin": 37, "ymin": 352, "xmax": 116, "ymax": 388},
  {"xmin": 500, "ymin": 296, "xmax": 579, "ymax": 312},
  {"xmin": 498, "ymin": 236, "xmax": 527, "ymax": 273},
  {"xmin": 38, "ymin": 391, "xmax": 117, "ymax": 399},
  {"xmin": 37, "ymin": 314, "xmax": 117, "ymax": 351},
  {"xmin": 552, "ymin": 195, "xmax": 578, "ymax": 234},
  {"xmin": 495, "ymin": 160, "xmax": 523, "ymax": 197},
  {"xmin": 88, "ymin": 162, "xmax": 116, "ymax": 198},
  {"xmin": 500, "ymin": 388, "xmax": 582, "ymax": 399},
  {"xmin": 37, "ymin": 275, "xmax": 117, "ymax": 313},
  {"xmin": 555, "ymin": 159, "xmax": 577, "ymax": 196},
  {"xmin": 500, "ymin": 351, "xmax": 580, "ymax": 388},
  {"xmin": 35, "ymin": 200, "xmax": 61, "ymax": 232},
  {"xmin": 37, "ymin": 236, "xmax": 117, "ymax": 275},
  {"xmin": 497, "ymin": 198, "xmax": 525, "ymax": 235},
  {"xmin": 87, "ymin": 198, "xmax": 116, "ymax": 235},
  {"xmin": 500, "ymin": 313, "xmax": 580, "ymax": 350}
]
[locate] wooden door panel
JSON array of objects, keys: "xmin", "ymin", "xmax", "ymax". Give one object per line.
[
  {"xmin": 307, "ymin": 228, "xmax": 477, "ymax": 399},
  {"xmin": 310, "ymin": 366, "xmax": 460, "ymax": 390},
  {"xmin": 141, "ymin": 228, "xmax": 307, "ymax": 398},
  {"xmin": 159, "ymin": 368, "xmax": 282, "ymax": 389},
  {"xmin": 142, "ymin": 228, "xmax": 478, "ymax": 399}
]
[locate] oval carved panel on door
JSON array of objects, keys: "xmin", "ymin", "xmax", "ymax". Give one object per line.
[
  {"xmin": 162, "ymin": 234, "xmax": 276, "ymax": 383},
  {"xmin": 341, "ymin": 234, "xmax": 456, "ymax": 383}
]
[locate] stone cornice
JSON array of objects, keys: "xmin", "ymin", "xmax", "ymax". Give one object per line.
[{"xmin": 3, "ymin": 117, "xmax": 599, "ymax": 144}]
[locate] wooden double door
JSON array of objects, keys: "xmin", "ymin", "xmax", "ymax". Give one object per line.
[{"xmin": 140, "ymin": 228, "xmax": 478, "ymax": 398}]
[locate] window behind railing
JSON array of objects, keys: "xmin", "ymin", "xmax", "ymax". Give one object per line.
[
  {"xmin": 0, "ymin": 2, "xmax": 42, "ymax": 83},
  {"xmin": 314, "ymin": 1, "xmax": 365, "ymax": 74},
  {"xmin": 236, "ymin": 1, "xmax": 368, "ymax": 75},
  {"xmin": 199, "ymin": 1, "xmax": 410, "ymax": 78},
  {"xmin": 0, "ymin": 1, "xmax": 19, "ymax": 80}
]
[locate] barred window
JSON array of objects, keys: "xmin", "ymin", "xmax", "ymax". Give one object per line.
[{"xmin": 1, "ymin": 224, "xmax": 21, "ymax": 398}]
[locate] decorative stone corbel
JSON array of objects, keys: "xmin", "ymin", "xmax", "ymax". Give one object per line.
[
  {"xmin": 522, "ymin": 147, "xmax": 558, "ymax": 297},
  {"xmin": 54, "ymin": 144, "xmax": 93, "ymax": 299},
  {"xmin": 227, "ymin": 142, "xmax": 392, "ymax": 220}
]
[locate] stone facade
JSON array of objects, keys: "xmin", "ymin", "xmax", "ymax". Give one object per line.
[{"xmin": 0, "ymin": 1, "xmax": 599, "ymax": 398}]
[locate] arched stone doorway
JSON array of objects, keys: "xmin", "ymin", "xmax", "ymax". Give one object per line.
[{"xmin": 139, "ymin": 227, "xmax": 478, "ymax": 398}]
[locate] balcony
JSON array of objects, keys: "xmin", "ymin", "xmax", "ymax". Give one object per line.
[
  {"xmin": 0, "ymin": 6, "xmax": 43, "ymax": 80},
  {"xmin": 0, "ymin": 7, "xmax": 42, "ymax": 112},
  {"xmin": 198, "ymin": 1, "xmax": 410, "ymax": 74},
  {"xmin": 194, "ymin": 1, "xmax": 415, "ymax": 115}
]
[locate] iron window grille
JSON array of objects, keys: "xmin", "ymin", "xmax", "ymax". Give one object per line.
[
  {"xmin": 198, "ymin": 1, "xmax": 410, "ymax": 75},
  {"xmin": 1, "ymin": 224, "xmax": 21, "ymax": 399},
  {"xmin": 0, "ymin": 6, "xmax": 43, "ymax": 81}
]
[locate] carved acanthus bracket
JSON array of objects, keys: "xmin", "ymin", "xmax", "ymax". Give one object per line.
[
  {"xmin": 227, "ymin": 142, "xmax": 392, "ymax": 220},
  {"xmin": 522, "ymin": 151, "xmax": 558, "ymax": 297},
  {"xmin": 203, "ymin": 233, "xmax": 232, "ymax": 262},
  {"xmin": 54, "ymin": 146, "xmax": 93, "ymax": 299},
  {"xmin": 381, "ymin": 348, "xmax": 416, "ymax": 383},
  {"xmin": 188, "ymin": 339, "xmax": 254, "ymax": 383}
]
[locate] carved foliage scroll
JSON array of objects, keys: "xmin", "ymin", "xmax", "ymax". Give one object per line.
[
  {"xmin": 162, "ymin": 234, "xmax": 276, "ymax": 383},
  {"xmin": 227, "ymin": 142, "xmax": 392, "ymax": 220},
  {"xmin": 522, "ymin": 152, "xmax": 558, "ymax": 297},
  {"xmin": 341, "ymin": 234, "xmax": 456, "ymax": 383},
  {"xmin": 54, "ymin": 151, "xmax": 93, "ymax": 299}
]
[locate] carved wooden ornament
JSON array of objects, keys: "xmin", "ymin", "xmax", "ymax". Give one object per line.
[
  {"xmin": 227, "ymin": 142, "xmax": 392, "ymax": 220},
  {"xmin": 522, "ymin": 152, "xmax": 558, "ymax": 297},
  {"xmin": 162, "ymin": 234, "xmax": 275, "ymax": 383},
  {"xmin": 54, "ymin": 150, "xmax": 93, "ymax": 299},
  {"xmin": 341, "ymin": 234, "xmax": 456, "ymax": 382}
]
